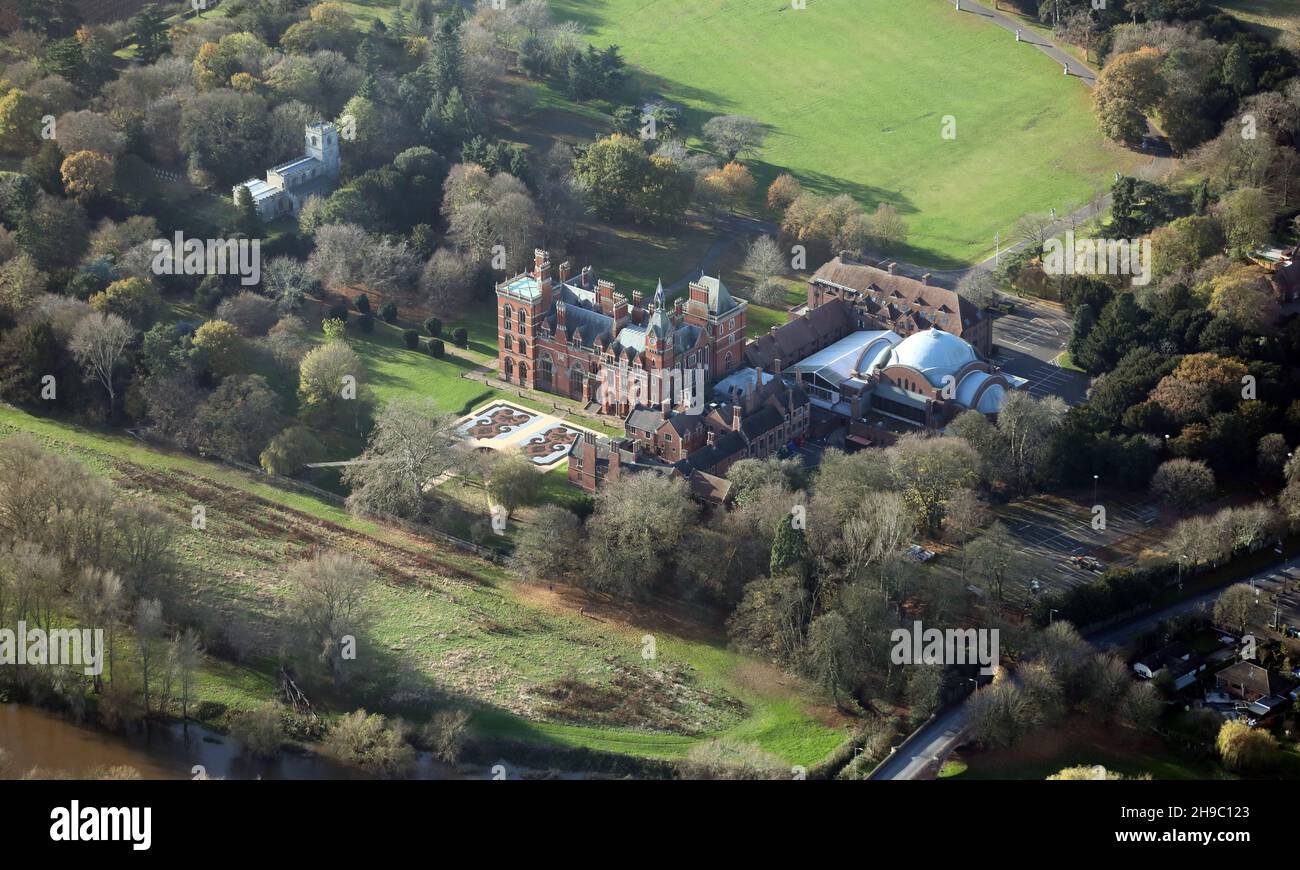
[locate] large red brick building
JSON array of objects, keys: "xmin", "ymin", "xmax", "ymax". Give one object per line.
[{"xmin": 495, "ymin": 250, "xmax": 748, "ymax": 414}]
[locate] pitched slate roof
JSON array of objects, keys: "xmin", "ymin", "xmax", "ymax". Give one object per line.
[
  {"xmin": 810, "ymin": 256, "xmax": 982, "ymax": 336},
  {"xmin": 744, "ymin": 300, "xmax": 854, "ymax": 370}
]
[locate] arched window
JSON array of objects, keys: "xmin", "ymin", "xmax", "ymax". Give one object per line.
[
  {"xmin": 503, "ymin": 305, "xmax": 513, "ymax": 331},
  {"xmin": 518, "ymin": 339, "xmax": 528, "ymax": 355},
  {"xmin": 504, "ymin": 335, "xmax": 513, "ymax": 352},
  {"xmin": 518, "ymin": 362, "xmax": 528, "ymax": 383},
  {"xmin": 539, "ymin": 355, "xmax": 553, "ymax": 384},
  {"xmin": 724, "ymin": 352, "xmax": 732, "ymax": 371},
  {"xmin": 504, "ymin": 357, "xmax": 514, "ymax": 381},
  {"xmin": 569, "ymin": 367, "xmax": 584, "ymax": 399},
  {"xmin": 519, "ymin": 310, "xmax": 527, "ymax": 330}
]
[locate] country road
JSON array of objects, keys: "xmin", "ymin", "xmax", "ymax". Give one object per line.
[{"xmin": 869, "ymin": 555, "xmax": 1300, "ymax": 780}]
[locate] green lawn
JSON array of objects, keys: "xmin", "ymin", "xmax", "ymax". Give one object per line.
[
  {"xmin": 348, "ymin": 320, "xmax": 499, "ymax": 414},
  {"xmin": 0, "ymin": 403, "xmax": 845, "ymax": 766},
  {"xmin": 552, "ymin": 0, "xmax": 1143, "ymax": 268}
]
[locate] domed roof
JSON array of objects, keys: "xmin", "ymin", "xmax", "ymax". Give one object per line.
[
  {"xmin": 976, "ymin": 383, "xmax": 1007, "ymax": 414},
  {"xmin": 887, "ymin": 327, "xmax": 977, "ymax": 386}
]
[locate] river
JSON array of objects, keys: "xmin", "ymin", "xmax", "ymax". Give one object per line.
[{"xmin": 0, "ymin": 704, "xmax": 461, "ymax": 780}]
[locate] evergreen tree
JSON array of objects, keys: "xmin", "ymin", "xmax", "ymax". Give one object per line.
[
  {"xmin": 131, "ymin": 4, "xmax": 172, "ymax": 64},
  {"xmin": 234, "ymin": 185, "xmax": 262, "ymax": 237},
  {"xmin": 770, "ymin": 518, "xmax": 811, "ymax": 586}
]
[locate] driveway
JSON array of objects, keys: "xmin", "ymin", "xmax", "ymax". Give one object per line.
[{"xmin": 990, "ymin": 297, "xmax": 1090, "ymax": 404}]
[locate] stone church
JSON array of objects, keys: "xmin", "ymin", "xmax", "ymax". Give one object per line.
[{"xmin": 234, "ymin": 122, "xmax": 341, "ymax": 219}]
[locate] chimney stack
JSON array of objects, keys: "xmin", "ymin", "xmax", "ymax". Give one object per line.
[
  {"xmin": 558, "ymin": 261, "xmax": 572, "ymax": 282},
  {"xmin": 774, "ymin": 358, "xmax": 782, "ymax": 375},
  {"xmin": 731, "ymin": 404, "xmax": 742, "ymax": 432},
  {"xmin": 921, "ymin": 273, "xmax": 931, "ymax": 286},
  {"xmin": 887, "ymin": 262, "xmax": 898, "ymax": 275}
]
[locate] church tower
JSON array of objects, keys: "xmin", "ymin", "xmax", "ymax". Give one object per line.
[{"xmin": 305, "ymin": 122, "xmax": 341, "ymax": 177}]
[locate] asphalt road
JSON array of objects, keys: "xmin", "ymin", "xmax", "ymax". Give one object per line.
[
  {"xmin": 869, "ymin": 556, "xmax": 1300, "ymax": 780},
  {"xmin": 990, "ymin": 297, "xmax": 1091, "ymax": 405}
]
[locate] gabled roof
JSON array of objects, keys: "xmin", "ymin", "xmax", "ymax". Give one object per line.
[
  {"xmin": 811, "ymin": 256, "xmax": 982, "ymax": 334},
  {"xmin": 1217, "ymin": 661, "xmax": 1292, "ymax": 698},
  {"xmin": 745, "ymin": 299, "xmax": 854, "ymax": 370}
]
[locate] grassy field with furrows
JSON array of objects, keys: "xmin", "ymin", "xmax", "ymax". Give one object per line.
[{"xmin": 0, "ymin": 404, "xmax": 847, "ymax": 766}]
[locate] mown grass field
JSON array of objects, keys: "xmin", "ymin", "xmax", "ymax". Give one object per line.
[
  {"xmin": 0, "ymin": 404, "xmax": 846, "ymax": 766},
  {"xmin": 551, "ymin": 0, "xmax": 1143, "ymax": 268},
  {"xmin": 1216, "ymin": 0, "xmax": 1300, "ymax": 38}
]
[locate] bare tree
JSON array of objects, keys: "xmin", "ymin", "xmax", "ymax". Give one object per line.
[
  {"xmin": 702, "ymin": 115, "xmax": 766, "ymax": 161},
  {"xmin": 1213, "ymin": 583, "xmax": 1259, "ymax": 637},
  {"xmin": 944, "ymin": 489, "xmax": 990, "ymax": 581},
  {"xmin": 173, "ymin": 627, "xmax": 202, "ymax": 721},
  {"xmin": 284, "ymin": 551, "xmax": 374, "ymax": 683},
  {"xmin": 70, "ymin": 311, "xmax": 133, "ymax": 410},
  {"xmin": 341, "ymin": 399, "xmax": 466, "ymax": 521},
  {"xmin": 134, "ymin": 598, "xmax": 163, "ymax": 715}
]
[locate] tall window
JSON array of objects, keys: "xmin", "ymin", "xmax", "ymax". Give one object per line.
[
  {"xmin": 503, "ymin": 305, "xmax": 513, "ymax": 331},
  {"xmin": 519, "ymin": 310, "xmax": 527, "ymax": 330}
]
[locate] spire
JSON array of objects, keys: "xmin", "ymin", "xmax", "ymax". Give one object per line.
[{"xmin": 653, "ymin": 279, "xmax": 666, "ymax": 310}]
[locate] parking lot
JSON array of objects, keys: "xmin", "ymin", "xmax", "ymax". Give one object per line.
[
  {"xmin": 998, "ymin": 493, "xmax": 1165, "ymax": 595},
  {"xmin": 991, "ymin": 297, "xmax": 1091, "ymax": 406}
]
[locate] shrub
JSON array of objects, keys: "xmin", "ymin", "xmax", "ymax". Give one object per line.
[
  {"xmin": 357, "ymin": 313, "xmax": 375, "ymax": 334},
  {"xmin": 452, "ymin": 326, "xmax": 467, "ymax": 347},
  {"xmin": 326, "ymin": 303, "xmax": 349, "ymax": 324},
  {"xmin": 428, "ymin": 338, "xmax": 444, "ymax": 358},
  {"xmin": 379, "ymin": 301, "xmax": 398, "ymax": 323},
  {"xmin": 323, "ymin": 710, "xmax": 416, "ymax": 778},
  {"xmin": 259, "ymin": 425, "xmax": 325, "ymax": 475},
  {"xmin": 402, "ymin": 329, "xmax": 420, "ymax": 349},
  {"xmin": 354, "ymin": 293, "xmax": 370, "ymax": 314},
  {"xmin": 229, "ymin": 702, "xmax": 284, "ymax": 759},
  {"xmin": 424, "ymin": 316, "xmax": 441, "ymax": 337}
]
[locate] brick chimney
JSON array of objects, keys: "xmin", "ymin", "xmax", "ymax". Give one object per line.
[
  {"xmin": 731, "ymin": 404, "xmax": 742, "ymax": 432},
  {"xmin": 558, "ymin": 261, "xmax": 572, "ymax": 282},
  {"xmin": 921, "ymin": 273, "xmax": 931, "ymax": 286},
  {"xmin": 887, "ymin": 262, "xmax": 898, "ymax": 275},
  {"xmin": 707, "ymin": 430, "xmax": 716, "ymax": 447},
  {"xmin": 774, "ymin": 358, "xmax": 783, "ymax": 375}
]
